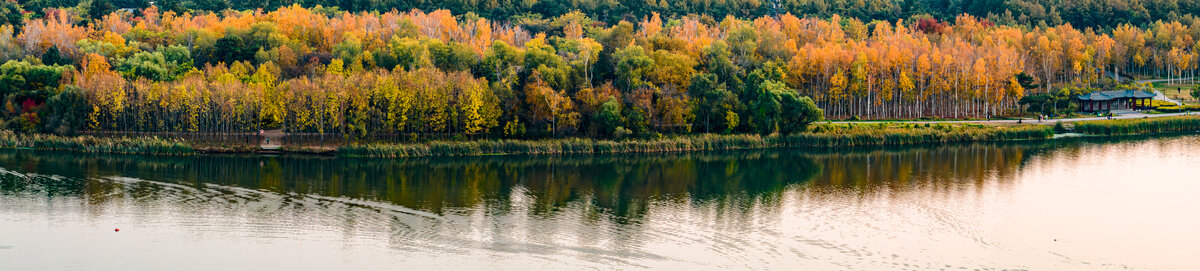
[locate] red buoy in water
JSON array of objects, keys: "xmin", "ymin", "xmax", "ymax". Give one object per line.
[{"xmin": 114, "ymin": 228, "xmax": 120, "ymax": 232}]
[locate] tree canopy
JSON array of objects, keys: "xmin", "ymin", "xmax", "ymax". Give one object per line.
[{"xmin": 0, "ymin": 5, "xmax": 1197, "ymax": 139}]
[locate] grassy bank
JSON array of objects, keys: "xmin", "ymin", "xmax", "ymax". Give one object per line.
[
  {"xmin": 0, "ymin": 131, "xmax": 195, "ymax": 155},
  {"xmin": 339, "ymin": 123, "xmax": 1055, "ymax": 158},
  {"xmin": 10, "ymin": 117, "xmax": 1200, "ymax": 158},
  {"xmin": 1074, "ymin": 116, "xmax": 1200, "ymax": 136}
]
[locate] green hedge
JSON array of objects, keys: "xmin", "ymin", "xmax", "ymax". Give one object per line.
[
  {"xmin": 1152, "ymin": 100, "xmax": 1179, "ymax": 108},
  {"xmin": 1155, "ymin": 105, "xmax": 1200, "ymax": 113}
]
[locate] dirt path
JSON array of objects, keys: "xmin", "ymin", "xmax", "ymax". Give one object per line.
[{"xmin": 260, "ymin": 129, "xmax": 284, "ymax": 150}]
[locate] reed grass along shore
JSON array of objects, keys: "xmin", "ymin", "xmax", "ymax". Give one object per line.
[
  {"xmin": 338, "ymin": 124, "xmax": 1055, "ymax": 157},
  {"xmin": 5, "ymin": 117, "xmax": 1200, "ymax": 157}
]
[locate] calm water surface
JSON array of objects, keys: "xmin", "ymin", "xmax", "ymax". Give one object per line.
[{"xmin": 2, "ymin": 135, "xmax": 1200, "ymax": 270}]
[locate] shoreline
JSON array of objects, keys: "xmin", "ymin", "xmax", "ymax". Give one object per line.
[{"xmin": 3, "ymin": 116, "xmax": 1199, "ymax": 158}]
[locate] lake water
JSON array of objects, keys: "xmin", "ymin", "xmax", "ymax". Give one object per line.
[{"xmin": 2, "ymin": 135, "xmax": 1199, "ymax": 270}]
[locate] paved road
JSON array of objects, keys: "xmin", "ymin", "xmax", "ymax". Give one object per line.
[{"xmin": 832, "ymin": 112, "xmax": 1196, "ymax": 125}]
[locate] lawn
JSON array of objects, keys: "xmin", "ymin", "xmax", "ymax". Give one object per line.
[{"xmin": 1148, "ymin": 82, "xmax": 1198, "ymax": 104}]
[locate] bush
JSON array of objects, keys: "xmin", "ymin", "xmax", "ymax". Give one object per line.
[
  {"xmin": 613, "ymin": 126, "xmax": 632, "ymax": 139},
  {"xmin": 1152, "ymin": 100, "xmax": 1178, "ymax": 108},
  {"xmin": 1154, "ymin": 105, "xmax": 1200, "ymax": 113}
]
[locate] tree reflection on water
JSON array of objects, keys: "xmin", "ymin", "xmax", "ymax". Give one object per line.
[{"xmin": 0, "ymin": 136, "xmax": 1121, "ymax": 222}]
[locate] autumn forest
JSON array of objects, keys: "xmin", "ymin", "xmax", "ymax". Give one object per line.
[{"xmin": 2, "ymin": 1, "xmax": 1200, "ymax": 141}]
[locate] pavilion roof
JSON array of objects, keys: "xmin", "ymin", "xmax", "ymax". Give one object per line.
[{"xmin": 1076, "ymin": 89, "xmax": 1156, "ymax": 101}]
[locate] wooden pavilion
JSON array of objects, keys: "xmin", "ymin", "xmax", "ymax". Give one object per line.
[{"xmin": 1075, "ymin": 89, "xmax": 1157, "ymax": 112}]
